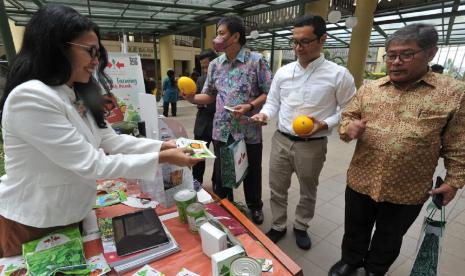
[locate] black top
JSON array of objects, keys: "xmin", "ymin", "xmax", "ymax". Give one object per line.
[{"xmin": 193, "ymin": 75, "xmax": 216, "ymax": 138}]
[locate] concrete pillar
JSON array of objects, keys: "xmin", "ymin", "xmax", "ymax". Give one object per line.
[
  {"xmin": 159, "ymin": 35, "xmax": 174, "ymax": 81},
  {"xmin": 273, "ymin": 50, "xmax": 283, "ymax": 74},
  {"xmin": 8, "ymin": 19, "xmax": 25, "ymax": 52},
  {"xmin": 347, "ymin": 0, "xmax": 378, "ymax": 88},
  {"xmin": 200, "ymin": 26, "xmax": 205, "ymax": 50},
  {"xmin": 204, "ymin": 24, "xmax": 216, "ymax": 50},
  {"xmin": 304, "ymin": 0, "xmax": 330, "ymax": 18},
  {"xmin": 153, "ymin": 36, "xmax": 160, "ymax": 93}
]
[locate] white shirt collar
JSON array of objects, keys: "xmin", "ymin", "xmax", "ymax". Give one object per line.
[{"xmin": 296, "ymin": 53, "xmax": 325, "ymax": 72}]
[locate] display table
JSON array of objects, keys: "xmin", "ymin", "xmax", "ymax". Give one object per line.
[{"xmin": 85, "ymin": 198, "xmax": 303, "ymax": 276}]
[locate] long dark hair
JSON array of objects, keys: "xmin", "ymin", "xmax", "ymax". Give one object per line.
[{"xmin": 1, "ymin": 4, "xmax": 112, "ymax": 128}]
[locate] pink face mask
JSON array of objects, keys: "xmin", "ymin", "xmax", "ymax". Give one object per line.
[{"xmin": 212, "ymin": 35, "xmax": 233, "ymax": 52}]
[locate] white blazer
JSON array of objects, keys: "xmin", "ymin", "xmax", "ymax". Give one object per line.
[{"xmin": 0, "ymin": 80, "xmax": 162, "ymax": 227}]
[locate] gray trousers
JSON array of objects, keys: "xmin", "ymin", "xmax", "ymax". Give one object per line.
[{"xmin": 269, "ymin": 131, "xmax": 327, "ymax": 231}]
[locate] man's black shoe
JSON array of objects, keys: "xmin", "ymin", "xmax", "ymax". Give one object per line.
[
  {"xmin": 266, "ymin": 228, "xmax": 287, "ymax": 243},
  {"xmin": 251, "ymin": 209, "xmax": 264, "ymax": 224},
  {"xmin": 293, "ymin": 228, "xmax": 311, "ymax": 250},
  {"xmin": 328, "ymin": 260, "xmax": 358, "ymax": 276}
]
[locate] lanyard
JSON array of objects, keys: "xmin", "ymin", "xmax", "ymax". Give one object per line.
[{"xmin": 291, "ymin": 56, "xmax": 325, "ymax": 83}]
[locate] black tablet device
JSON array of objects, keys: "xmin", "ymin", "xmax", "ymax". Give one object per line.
[{"xmin": 112, "ymin": 208, "xmax": 170, "ymax": 256}]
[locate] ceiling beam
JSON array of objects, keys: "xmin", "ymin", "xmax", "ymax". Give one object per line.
[
  {"xmin": 170, "ymin": 0, "xmax": 315, "ymax": 36},
  {"xmin": 327, "ymin": 33, "xmax": 349, "ymax": 46},
  {"xmin": 374, "ymin": 1, "xmax": 456, "ymax": 16},
  {"xmin": 5, "ymin": 8, "xmax": 193, "ymax": 23},
  {"xmin": 87, "ymin": 0, "xmax": 91, "ymax": 16},
  {"xmin": 55, "ymin": 2, "xmax": 194, "ymax": 15},
  {"xmin": 6, "ymin": 0, "xmax": 26, "ymax": 9},
  {"xmin": 373, "ymin": 10, "xmax": 465, "ymax": 26},
  {"xmin": 90, "ymin": 0, "xmax": 232, "ymax": 13},
  {"xmin": 241, "ymin": 0, "xmax": 316, "ymax": 17},
  {"xmin": 32, "ymin": 0, "xmax": 42, "ymax": 7},
  {"xmin": 373, "ymin": 25, "xmax": 388, "ymax": 38},
  {"xmin": 446, "ymin": 0, "xmax": 460, "ymax": 45}
]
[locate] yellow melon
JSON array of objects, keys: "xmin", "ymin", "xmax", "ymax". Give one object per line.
[
  {"xmin": 292, "ymin": 115, "xmax": 314, "ymax": 135},
  {"xmin": 177, "ymin": 76, "xmax": 197, "ymax": 95}
]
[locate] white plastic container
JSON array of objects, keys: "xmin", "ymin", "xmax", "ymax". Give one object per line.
[{"xmin": 199, "ymin": 222, "xmax": 227, "ymax": 257}]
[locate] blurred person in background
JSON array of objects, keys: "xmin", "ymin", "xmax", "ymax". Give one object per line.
[
  {"xmin": 162, "ymin": 68, "xmax": 178, "ymax": 117},
  {"xmin": 192, "ymin": 49, "xmax": 218, "ymax": 184},
  {"xmin": 430, "ymin": 63, "xmax": 444, "ymax": 74}
]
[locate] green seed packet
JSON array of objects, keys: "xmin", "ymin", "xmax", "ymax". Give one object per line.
[
  {"xmin": 95, "ymin": 190, "xmax": 127, "ymax": 208},
  {"xmin": 22, "ymin": 227, "xmax": 89, "ymax": 276},
  {"xmin": 97, "ymin": 218, "xmax": 114, "ymax": 242}
]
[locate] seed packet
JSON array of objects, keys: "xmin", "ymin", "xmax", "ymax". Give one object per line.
[
  {"xmin": 176, "ymin": 138, "xmax": 215, "ymax": 159},
  {"xmin": 132, "ymin": 265, "xmax": 164, "ymax": 276},
  {"xmin": 0, "ymin": 255, "xmax": 26, "ymax": 276},
  {"xmin": 176, "ymin": 267, "xmax": 199, "ymax": 276},
  {"xmin": 96, "ymin": 179, "xmax": 127, "ymax": 193},
  {"xmin": 95, "ymin": 191, "xmax": 127, "ymax": 208},
  {"xmin": 22, "ymin": 227, "xmax": 89, "ymax": 276},
  {"xmin": 255, "ymin": 258, "xmax": 273, "ymax": 272},
  {"xmin": 87, "ymin": 253, "xmax": 111, "ymax": 276},
  {"xmin": 97, "ymin": 218, "xmax": 114, "ymax": 242}
]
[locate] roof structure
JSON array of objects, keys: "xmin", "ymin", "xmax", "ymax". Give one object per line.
[
  {"xmin": 247, "ymin": 0, "xmax": 465, "ymax": 49},
  {"xmin": 2, "ymin": 0, "xmax": 465, "ymax": 50}
]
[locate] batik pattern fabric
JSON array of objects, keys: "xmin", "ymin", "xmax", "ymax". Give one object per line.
[
  {"xmin": 202, "ymin": 47, "xmax": 272, "ymax": 144},
  {"xmin": 339, "ymin": 72, "xmax": 465, "ymax": 204}
]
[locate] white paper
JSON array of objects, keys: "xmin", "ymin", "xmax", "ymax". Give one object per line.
[
  {"xmin": 132, "ymin": 264, "xmax": 164, "ymax": 276},
  {"xmin": 122, "ymin": 196, "xmax": 159, "ymax": 209},
  {"xmin": 197, "ymin": 188, "xmax": 213, "ymax": 204}
]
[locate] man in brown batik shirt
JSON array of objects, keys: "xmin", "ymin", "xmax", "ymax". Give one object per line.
[{"xmin": 329, "ymin": 24, "xmax": 465, "ymax": 276}]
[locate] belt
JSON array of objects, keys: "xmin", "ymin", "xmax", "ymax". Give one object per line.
[{"xmin": 278, "ymin": 130, "xmax": 325, "ymax": 142}]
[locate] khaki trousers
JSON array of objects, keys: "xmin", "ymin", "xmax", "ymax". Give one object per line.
[{"xmin": 269, "ymin": 131, "xmax": 327, "ymax": 231}]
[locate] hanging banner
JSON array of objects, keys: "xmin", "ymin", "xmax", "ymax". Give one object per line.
[{"xmin": 104, "ymin": 52, "xmax": 145, "ymax": 123}]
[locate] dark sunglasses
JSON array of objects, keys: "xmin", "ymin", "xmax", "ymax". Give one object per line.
[{"xmin": 67, "ymin": 42, "xmax": 100, "ymax": 59}]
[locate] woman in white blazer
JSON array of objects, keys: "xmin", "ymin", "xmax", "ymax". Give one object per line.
[{"xmin": 0, "ymin": 4, "xmax": 201, "ymax": 257}]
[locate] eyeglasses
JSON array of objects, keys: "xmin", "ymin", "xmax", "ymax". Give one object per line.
[
  {"xmin": 383, "ymin": 49, "xmax": 424, "ymax": 62},
  {"xmin": 289, "ymin": 37, "xmax": 319, "ymax": 48},
  {"xmin": 67, "ymin": 42, "xmax": 100, "ymax": 59}
]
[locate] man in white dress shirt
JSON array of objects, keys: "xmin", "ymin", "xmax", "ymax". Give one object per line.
[{"xmin": 252, "ymin": 15, "xmax": 356, "ymax": 250}]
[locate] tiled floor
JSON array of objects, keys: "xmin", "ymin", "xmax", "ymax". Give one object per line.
[{"xmin": 169, "ymin": 102, "xmax": 465, "ymax": 276}]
